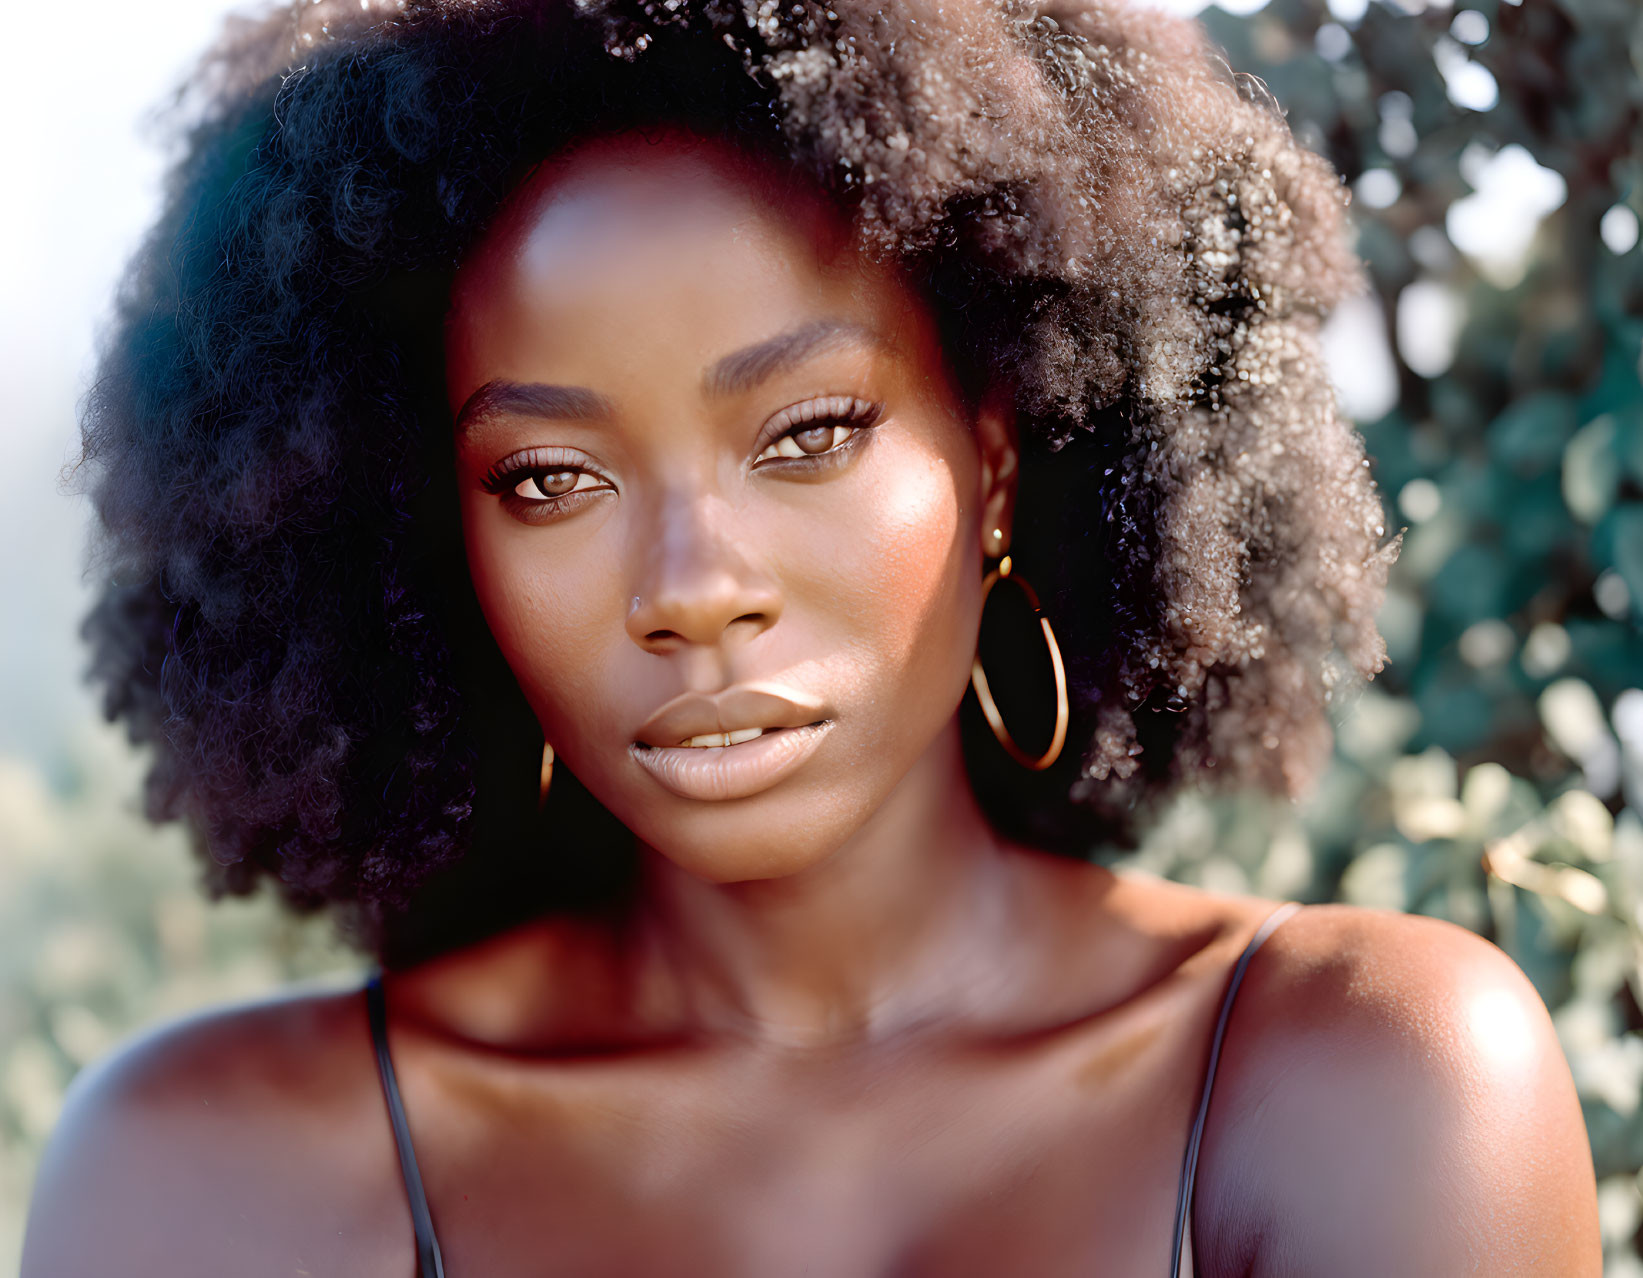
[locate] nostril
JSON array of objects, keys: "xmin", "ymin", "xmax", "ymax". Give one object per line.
[
  {"xmin": 641, "ymin": 614, "xmax": 768, "ymax": 651},
  {"xmin": 627, "ymin": 575, "xmax": 782, "ymax": 649}
]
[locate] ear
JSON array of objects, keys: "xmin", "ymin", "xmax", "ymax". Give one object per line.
[{"xmin": 973, "ymin": 390, "xmax": 1019, "ymax": 559}]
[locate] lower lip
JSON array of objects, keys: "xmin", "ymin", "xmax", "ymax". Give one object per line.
[{"xmin": 629, "ymin": 722, "xmax": 833, "ymax": 802}]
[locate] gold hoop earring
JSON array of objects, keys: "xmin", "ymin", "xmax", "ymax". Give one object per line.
[
  {"xmin": 538, "ymin": 741, "xmax": 555, "ymax": 809},
  {"xmin": 969, "ymin": 555, "xmax": 1069, "ymax": 771}
]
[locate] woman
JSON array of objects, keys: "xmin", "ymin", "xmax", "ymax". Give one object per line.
[{"xmin": 24, "ymin": 0, "xmax": 1599, "ymax": 1273}]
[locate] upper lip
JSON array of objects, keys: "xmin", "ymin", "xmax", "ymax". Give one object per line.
[{"xmin": 634, "ymin": 685, "xmax": 829, "ymax": 748}]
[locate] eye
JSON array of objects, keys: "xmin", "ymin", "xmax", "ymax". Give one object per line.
[
  {"xmin": 757, "ymin": 422, "xmax": 856, "ymax": 462},
  {"xmin": 479, "ymin": 448, "xmax": 616, "ymax": 521},
  {"xmin": 512, "ymin": 470, "xmax": 603, "ymax": 502},
  {"xmin": 753, "ymin": 396, "xmax": 882, "ymax": 466}
]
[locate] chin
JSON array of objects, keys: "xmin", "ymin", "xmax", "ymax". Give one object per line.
[{"xmin": 627, "ymin": 794, "xmax": 861, "ymax": 885}]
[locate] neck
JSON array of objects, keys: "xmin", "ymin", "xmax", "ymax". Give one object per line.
[{"xmin": 623, "ymin": 722, "xmax": 1033, "ymax": 1049}]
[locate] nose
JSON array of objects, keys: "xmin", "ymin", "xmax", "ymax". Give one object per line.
[{"xmin": 625, "ymin": 491, "xmax": 783, "ymax": 653}]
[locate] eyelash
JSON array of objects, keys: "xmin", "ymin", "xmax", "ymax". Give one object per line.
[
  {"xmin": 479, "ymin": 447, "xmax": 614, "ymax": 520},
  {"xmin": 752, "ymin": 396, "xmax": 883, "ymax": 467},
  {"xmin": 479, "ymin": 396, "xmax": 883, "ymax": 520}
]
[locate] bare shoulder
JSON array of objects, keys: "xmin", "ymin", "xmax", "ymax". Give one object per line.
[
  {"xmin": 22, "ymin": 981, "xmax": 407, "ymax": 1278},
  {"xmin": 1194, "ymin": 904, "xmax": 1601, "ymax": 1277}
]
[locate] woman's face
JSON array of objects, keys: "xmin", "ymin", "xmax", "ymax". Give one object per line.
[{"xmin": 445, "ymin": 132, "xmax": 1015, "ymax": 884}]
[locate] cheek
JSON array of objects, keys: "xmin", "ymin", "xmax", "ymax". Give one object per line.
[
  {"xmin": 793, "ymin": 429, "xmax": 980, "ymax": 702},
  {"xmin": 461, "ymin": 498, "xmax": 624, "ymax": 738}
]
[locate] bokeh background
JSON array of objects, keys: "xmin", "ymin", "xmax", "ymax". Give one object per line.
[{"xmin": 1, "ymin": 0, "xmax": 1639, "ymax": 1268}]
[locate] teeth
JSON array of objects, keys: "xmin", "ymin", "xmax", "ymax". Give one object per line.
[{"xmin": 678, "ymin": 727, "xmax": 768, "ymax": 748}]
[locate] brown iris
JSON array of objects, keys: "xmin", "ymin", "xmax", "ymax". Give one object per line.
[
  {"xmin": 518, "ymin": 470, "xmax": 581, "ymax": 499},
  {"xmin": 791, "ymin": 424, "xmax": 836, "ymax": 454}
]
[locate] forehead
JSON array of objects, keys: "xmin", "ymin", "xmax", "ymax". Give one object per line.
[
  {"xmin": 485, "ymin": 131, "xmax": 844, "ymax": 255},
  {"xmin": 443, "ymin": 132, "xmax": 929, "ymax": 397}
]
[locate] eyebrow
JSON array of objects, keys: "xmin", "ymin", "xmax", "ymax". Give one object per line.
[
  {"xmin": 454, "ymin": 381, "xmax": 614, "ymax": 437},
  {"xmin": 454, "ymin": 318, "xmax": 881, "ymax": 436},
  {"xmin": 703, "ymin": 319, "xmax": 880, "ymax": 399}
]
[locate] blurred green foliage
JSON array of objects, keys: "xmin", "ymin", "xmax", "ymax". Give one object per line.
[{"xmin": 0, "ymin": 0, "xmax": 1639, "ymax": 1271}]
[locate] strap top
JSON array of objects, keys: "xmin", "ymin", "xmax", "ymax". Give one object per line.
[
  {"xmin": 365, "ymin": 974, "xmax": 446, "ymax": 1278},
  {"xmin": 1169, "ymin": 901, "xmax": 1301, "ymax": 1278},
  {"xmin": 365, "ymin": 901, "xmax": 1302, "ymax": 1278}
]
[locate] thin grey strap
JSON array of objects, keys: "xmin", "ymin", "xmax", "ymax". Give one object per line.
[
  {"xmin": 366, "ymin": 974, "xmax": 447, "ymax": 1278},
  {"xmin": 1168, "ymin": 902, "xmax": 1301, "ymax": 1278}
]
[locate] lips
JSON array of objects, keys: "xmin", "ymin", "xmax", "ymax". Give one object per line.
[
  {"xmin": 634, "ymin": 686, "xmax": 829, "ymax": 749},
  {"xmin": 630, "ymin": 723, "xmax": 832, "ymax": 801},
  {"xmin": 630, "ymin": 685, "xmax": 833, "ymax": 801}
]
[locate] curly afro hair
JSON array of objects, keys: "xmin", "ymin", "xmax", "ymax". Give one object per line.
[{"xmin": 80, "ymin": 0, "xmax": 1395, "ymax": 955}]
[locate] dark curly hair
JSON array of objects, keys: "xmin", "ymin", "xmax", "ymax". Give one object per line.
[{"xmin": 80, "ymin": 0, "xmax": 1395, "ymax": 956}]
